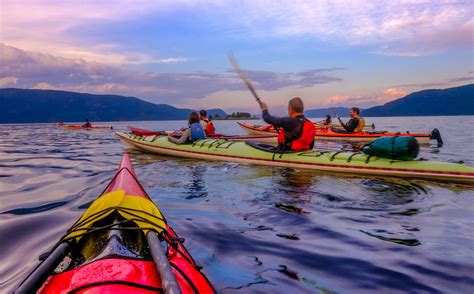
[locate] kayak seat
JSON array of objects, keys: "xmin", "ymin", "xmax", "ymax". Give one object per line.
[{"xmin": 245, "ymin": 141, "xmax": 301, "ymax": 154}]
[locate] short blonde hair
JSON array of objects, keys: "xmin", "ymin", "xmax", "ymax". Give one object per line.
[{"xmin": 288, "ymin": 97, "xmax": 304, "ymax": 113}]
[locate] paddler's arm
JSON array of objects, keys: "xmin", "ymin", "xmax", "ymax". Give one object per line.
[
  {"xmin": 333, "ymin": 111, "xmax": 351, "ymax": 131},
  {"xmin": 168, "ymin": 128, "xmax": 191, "ymax": 144},
  {"xmin": 342, "ymin": 119, "xmax": 358, "ymax": 132},
  {"xmin": 261, "ymin": 103, "xmax": 295, "ymax": 131}
]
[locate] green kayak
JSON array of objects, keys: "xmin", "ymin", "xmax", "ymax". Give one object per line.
[{"xmin": 116, "ymin": 132, "xmax": 474, "ymax": 184}]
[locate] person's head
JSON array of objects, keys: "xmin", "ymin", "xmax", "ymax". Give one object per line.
[
  {"xmin": 188, "ymin": 112, "xmax": 200, "ymax": 126},
  {"xmin": 85, "ymin": 119, "xmax": 89, "ymax": 122},
  {"xmin": 350, "ymin": 107, "xmax": 360, "ymax": 118},
  {"xmin": 199, "ymin": 109, "xmax": 207, "ymax": 118},
  {"xmin": 326, "ymin": 114, "xmax": 331, "ymax": 119},
  {"xmin": 287, "ymin": 97, "xmax": 304, "ymax": 117}
]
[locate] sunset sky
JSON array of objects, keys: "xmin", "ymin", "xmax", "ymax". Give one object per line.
[{"xmin": 1, "ymin": 0, "xmax": 473, "ymax": 113}]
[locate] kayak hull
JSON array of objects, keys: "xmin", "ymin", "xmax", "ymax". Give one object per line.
[
  {"xmin": 59, "ymin": 124, "xmax": 113, "ymax": 130},
  {"xmin": 116, "ymin": 132, "xmax": 474, "ymax": 184},
  {"xmin": 237, "ymin": 122, "xmax": 431, "ymax": 144}
]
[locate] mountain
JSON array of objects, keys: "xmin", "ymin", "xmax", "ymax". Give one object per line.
[
  {"xmin": 362, "ymin": 84, "xmax": 474, "ymax": 116},
  {"xmin": 0, "ymin": 88, "xmax": 227, "ymax": 123},
  {"xmin": 304, "ymin": 107, "xmax": 352, "ymax": 118},
  {"xmin": 207, "ymin": 108, "xmax": 227, "ymax": 118}
]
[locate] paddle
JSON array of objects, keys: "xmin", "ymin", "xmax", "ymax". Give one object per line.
[
  {"xmin": 227, "ymin": 53, "xmax": 280, "ymax": 134},
  {"xmin": 227, "ymin": 52, "xmax": 263, "ymax": 106},
  {"xmin": 332, "ymin": 111, "xmax": 344, "ymax": 125}
]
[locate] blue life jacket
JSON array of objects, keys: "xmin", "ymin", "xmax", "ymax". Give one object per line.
[{"xmin": 190, "ymin": 122, "xmax": 206, "ymax": 141}]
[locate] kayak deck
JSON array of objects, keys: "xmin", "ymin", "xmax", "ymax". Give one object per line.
[
  {"xmin": 116, "ymin": 132, "xmax": 474, "ymax": 184},
  {"xmin": 16, "ymin": 154, "xmax": 213, "ymax": 294},
  {"xmin": 237, "ymin": 121, "xmax": 433, "ymax": 144},
  {"xmin": 129, "ymin": 125, "xmax": 278, "ymax": 144}
]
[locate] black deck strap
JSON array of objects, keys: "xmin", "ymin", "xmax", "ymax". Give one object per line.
[
  {"xmin": 67, "ymin": 206, "xmax": 165, "ymax": 234},
  {"xmin": 365, "ymin": 155, "xmax": 373, "ymax": 164},
  {"xmin": 68, "ymin": 280, "xmax": 164, "ymax": 293},
  {"xmin": 271, "ymin": 152, "xmax": 280, "ymax": 161},
  {"xmin": 330, "ymin": 151, "xmax": 345, "ymax": 161},
  {"xmin": 295, "ymin": 150, "xmax": 320, "ymax": 157},
  {"xmin": 347, "ymin": 152, "xmax": 361, "ymax": 163},
  {"xmin": 216, "ymin": 141, "xmax": 235, "ymax": 149},
  {"xmin": 151, "ymin": 136, "xmax": 160, "ymax": 142},
  {"xmin": 207, "ymin": 139, "xmax": 222, "ymax": 148},
  {"xmin": 201, "ymin": 139, "xmax": 217, "ymax": 147},
  {"xmin": 191, "ymin": 139, "xmax": 209, "ymax": 148},
  {"xmin": 169, "ymin": 262, "xmax": 199, "ymax": 294},
  {"xmin": 65, "ymin": 208, "xmax": 166, "ymax": 242},
  {"xmin": 166, "ymin": 226, "xmax": 197, "ymax": 265}
]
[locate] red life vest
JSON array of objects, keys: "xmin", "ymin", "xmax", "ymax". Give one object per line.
[
  {"xmin": 203, "ymin": 119, "xmax": 215, "ymax": 135},
  {"xmin": 277, "ymin": 118, "xmax": 316, "ymax": 150}
]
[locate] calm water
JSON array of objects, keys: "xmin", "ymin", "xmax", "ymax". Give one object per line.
[{"xmin": 1, "ymin": 116, "xmax": 473, "ymax": 293}]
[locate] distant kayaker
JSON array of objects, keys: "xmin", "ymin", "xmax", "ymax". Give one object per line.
[
  {"xmin": 199, "ymin": 109, "xmax": 216, "ymax": 135},
  {"xmin": 260, "ymin": 97, "xmax": 316, "ymax": 150},
  {"xmin": 323, "ymin": 115, "xmax": 332, "ymax": 125},
  {"xmin": 168, "ymin": 112, "xmax": 206, "ymax": 144},
  {"xmin": 83, "ymin": 119, "xmax": 92, "ymax": 128},
  {"xmin": 333, "ymin": 107, "xmax": 365, "ymax": 133}
]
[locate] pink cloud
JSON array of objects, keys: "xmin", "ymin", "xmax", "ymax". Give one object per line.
[
  {"xmin": 323, "ymin": 88, "xmax": 409, "ymax": 108},
  {"xmin": 0, "ymin": 44, "xmax": 343, "ymax": 107},
  {"xmin": 383, "ymin": 88, "xmax": 408, "ymax": 97},
  {"xmin": 0, "ymin": 77, "xmax": 18, "ymax": 87},
  {"xmin": 325, "ymin": 95, "xmax": 351, "ymax": 106}
]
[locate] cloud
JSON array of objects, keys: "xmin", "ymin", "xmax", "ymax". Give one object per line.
[
  {"xmin": 323, "ymin": 88, "xmax": 409, "ymax": 108},
  {"xmin": 0, "ymin": 44, "xmax": 343, "ymax": 105},
  {"xmin": 325, "ymin": 95, "xmax": 351, "ymax": 106},
  {"xmin": 31, "ymin": 82, "xmax": 57, "ymax": 90},
  {"xmin": 393, "ymin": 82, "xmax": 450, "ymax": 88},
  {"xmin": 228, "ymin": 68, "xmax": 344, "ymax": 91},
  {"xmin": 447, "ymin": 76, "xmax": 474, "ymax": 83},
  {"xmin": 0, "ymin": 77, "xmax": 18, "ymax": 87},
  {"xmin": 0, "ymin": 1, "xmax": 190, "ymax": 64},
  {"xmin": 1, "ymin": 0, "xmax": 471, "ymax": 63},
  {"xmin": 394, "ymin": 72, "xmax": 473, "ymax": 88},
  {"xmin": 383, "ymin": 88, "xmax": 408, "ymax": 97},
  {"xmin": 213, "ymin": 1, "xmax": 473, "ymax": 56}
]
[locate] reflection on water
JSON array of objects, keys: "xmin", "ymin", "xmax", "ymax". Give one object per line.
[{"xmin": 1, "ymin": 117, "xmax": 474, "ymax": 293}]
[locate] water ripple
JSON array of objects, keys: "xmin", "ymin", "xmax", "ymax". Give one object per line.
[{"xmin": 1, "ymin": 118, "xmax": 473, "ymax": 293}]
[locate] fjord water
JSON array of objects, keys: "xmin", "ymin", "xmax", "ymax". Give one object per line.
[{"xmin": 1, "ymin": 116, "xmax": 473, "ymax": 293}]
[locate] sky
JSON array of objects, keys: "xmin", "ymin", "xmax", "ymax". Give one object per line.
[{"xmin": 0, "ymin": 0, "xmax": 473, "ymax": 113}]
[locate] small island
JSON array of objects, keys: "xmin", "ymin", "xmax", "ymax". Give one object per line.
[{"xmin": 211, "ymin": 112, "xmax": 259, "ymax": 120}]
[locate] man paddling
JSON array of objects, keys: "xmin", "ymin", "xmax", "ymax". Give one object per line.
[
  {"xmin": 333, "ymin": 107, "xmax": 365, "ymax": 133},
  {"xmin": 199, "ymin": 109, "xmax": 216, "ymax": 135},
  {"xmin": 260, "ymin": 97, "xmax": 315, "ymax": 150},
  {"xmin": 82, "ymin": 119, "xmax": 92, "ymax": 128}
]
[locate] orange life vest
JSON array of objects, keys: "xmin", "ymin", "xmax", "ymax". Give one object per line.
[
  {"xmin": 277, "ymin": 118, "xmax": 316, "ymax": 150},
  {"xmin": 203, "ymin": 119, "xmax": 215, "ymax": 135}
]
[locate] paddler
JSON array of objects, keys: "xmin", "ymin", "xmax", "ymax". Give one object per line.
[
  {"xmin": 323, "ymin": 115, "xmax": 332, "ymax": 126},
  {"xmin": 168, "ymin": 112, "xmax": 206, "ymax": 144},
  {"xmin": 82, "ymin": 119, "xmax": 92, "ymax": 128},
  {"xmin": 260, "ymin": 97, "xmax": 316, "ymax": 150},
  {"xmin": 333, "ymin": 107, "xmax": 365, "ymax": 133},
  {"xmin": 199, "ymin": 109, "xmax": 216, "ymax": 135}
]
